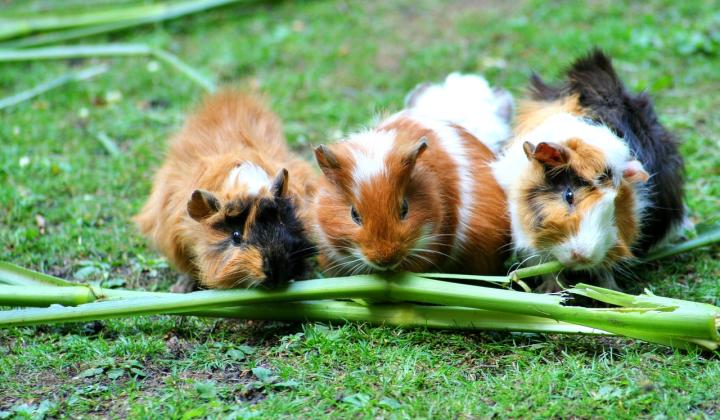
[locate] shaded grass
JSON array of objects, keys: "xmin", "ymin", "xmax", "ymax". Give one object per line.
[{"xmin": 1, "ymin": 0, "xmax": 719, "ymax": 417}]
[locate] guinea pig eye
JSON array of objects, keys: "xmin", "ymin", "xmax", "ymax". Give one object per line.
[
  {"xmin": 231, "ymin": 231, "xmax": 242, "ymax": 245},
  {"xmin": 350, "ymin": 206, "xmax": 362, "ymax": 226},
  {"xmin": 400, "ymin": 198, "xmax": 409, "ymax": 220},
  {"xmin": 563, "ymin": 188, "xmax": 574, "ymax": 205}
]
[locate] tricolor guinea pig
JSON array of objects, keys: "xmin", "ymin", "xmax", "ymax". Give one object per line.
[
  {"xmin": 492, "ymin": 49, "xmax": 684, "ymax": 291},
  {"xmin": 135, "ymin": 91, "xmax": 317, "ymax": 290},
  {"xmin": 312, "ymin": 73, "xmax": 513, "ymax": 275}
]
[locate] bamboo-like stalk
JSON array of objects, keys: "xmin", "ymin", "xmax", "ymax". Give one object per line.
[
  {"xmin": 0, "ymin": 44, "xmax": 215, "ymax": 92},
  {"xmin": 0, "ymin": 0, "xmax": 241, "ymax": 41},
  {"xmin": 1, "ymin": 274, "xmax": 718, "ymax": 350},
  {"xmin": 640, "ymin": 224, "xmax": 720, "ymax": 264},
  {"xmin": 187, "ymin": 301, "xmax": 612, "ymax": 335}
]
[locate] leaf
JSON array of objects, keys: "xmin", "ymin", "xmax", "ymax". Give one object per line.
[
  {"xmin": 251, "ymin": 367, "xmax": 274, "ymax": 383},
  {"xmin": 195, "ymin": 381, "xmax": 217, "ymax": 400},
  {"xmin": 107, "ymin": 368, "xmax": 124, "ymax": 380},
  {"xmin": 379, "ymin": 397, "xmax": 401, "ymax": 409},
  {"xmin": 342, "ymin": 393, "xmax": 371, "ymax": 408},
  {"xmin": 238, "ymin": 344, "xmax": 255, "ymax": 354},
  {"xmin": 129, "ymin": 367, "xmax": 147, "ymax": 378},
  {"xmin": 226, "ymin": 349, "xmax": 245, "ymax": 361},
  {"xmin": 273, "ymin": 380, "xmax": 299, "ymax": 389},
  {"xmin": 76, "ymin": 367, "xmax": 103, "ymax": 379}
]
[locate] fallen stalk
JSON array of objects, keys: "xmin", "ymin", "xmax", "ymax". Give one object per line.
[
  {"xmin": 0, "ymin": 44, "xmax": 215, "ymax": 92},
  {"xmin": 1, "ymin": 273, "xmax": 718, "ymax": 350}
]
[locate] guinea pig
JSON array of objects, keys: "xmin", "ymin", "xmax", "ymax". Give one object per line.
[
  {"xmin": 491, "ymin": 49, "xmax": 684, "ymax": 291},
  {"xmin": 313, "ymin": 73, "xmax": 513, "ymax": 276},
  {"xmin": 135, "ymin": 91, "xmax": 318, "ymax": 290}
]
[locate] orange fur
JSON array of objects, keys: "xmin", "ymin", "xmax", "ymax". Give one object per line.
[
  {"xmin": 135, "ymin": 91, "xmax": 317, "ymax": 288},
  {"xmin": 314, "ymin": 115, "xmax": 509, "ymax": 275}
]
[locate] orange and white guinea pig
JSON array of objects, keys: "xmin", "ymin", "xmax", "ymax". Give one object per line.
[
  {"xmin": 491, "ymin": 50, "xmax": 684, "ymax": 291},
  {"xmin": 312, "ymin": 73, "xmax": 513, "ymax": 275},
  {"xmin": 135, "ymin": 91, "xmax": 318, "ymax": 290}
]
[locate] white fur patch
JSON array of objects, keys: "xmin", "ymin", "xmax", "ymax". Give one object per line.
[
  {"xmin": 406, "ymin": 72, "xmax": 513, "ymax": 152},
  {"xmin": 492, "ymin": 113, "xmax": 645, "ymax": 267},
  {"xmin": 402, "ymin": 114, "xmax": 474, "ymax": 250},
  {"xmin": 224, "ymin": 162, "xmax": 270, "ymax": 195},
  {"xmin": 552, "ymin": 189, "xmax": 618, "ymax": 268},
  {"xmin": 346, "ymin": 130, "xmax": 396, "ymax": 189}
]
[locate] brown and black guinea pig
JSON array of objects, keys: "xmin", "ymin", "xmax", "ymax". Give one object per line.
[
  {"xmin": 492, "ymin": 49, "xmax": 684, "ymax": 291},
  {"xmin": 135, "ymin": 91, "xmax": 318, "ymax": 291}
]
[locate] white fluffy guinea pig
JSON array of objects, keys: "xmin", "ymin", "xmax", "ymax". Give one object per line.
[{"xmin": 312, "ymin": 73, "xmax": 514, "ymax": 276}]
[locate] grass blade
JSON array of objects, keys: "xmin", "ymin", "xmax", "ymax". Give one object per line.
[
  {"xmin": 0, "ymin": 64, "xmax": 107, "ymax": 110},
  {"xmin": 0, "ymin": 44, "xmax": 215, "ymax": 92}
]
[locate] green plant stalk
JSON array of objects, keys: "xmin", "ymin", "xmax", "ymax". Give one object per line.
[
  {"xmin": 640, "ymin": 224, "xmax": 720, "ymax": 264},
  {"xmin": 416, "ymin": 273, "xmax": 509, "ymax": 284},
  {"xmin": 0, "ymin": 276, "xmax": 386, "ymax": 327},
  {"xmin": 186, "ymin": 301, "xmax": 612, "ymax": 335},
  {"xmin": 0, "ymin": 44, "xmax": 215, "ymax": 92},
  {"xmin": 389, "ymin": 274, "xmax": 719, "ymax": 346},
  {"xmin": 0, "ymin": 0, "xmax": 241, "ymax": 41},
  {"xmin": 0, "ymin": 64, "xmax": 107, "ymax": 110},
  {"xmin": 509, "ymin": 261, "xmax": 565, "ymax": 281},
  {"xmin": 0, "ymin": 261, "xmax": 76, "ymax": 287},
  {"xmin": 0, "ymin": 274, "xmax": 717, "ymax": 350}
]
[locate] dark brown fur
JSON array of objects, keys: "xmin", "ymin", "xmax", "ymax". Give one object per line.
[{"xmin": 135, "ymin": 91, "xmax": 317, "ymax": 289}]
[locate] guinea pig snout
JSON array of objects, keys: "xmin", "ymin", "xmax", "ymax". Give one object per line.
[
  {"xmin": 570, "ymin": 250, "xmax": 592, "ymax": 266},
  {"xmin": 261, "ymin": 249, "xmax": 292, "ymax": 287},
  {"xmin": 363, "ymin": 246, "xmax": 405, "ymax": 270}
]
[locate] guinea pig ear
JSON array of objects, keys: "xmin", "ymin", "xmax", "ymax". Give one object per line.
[
  {"xmin": 270, "ymin": 168, "xmax": 289, "ymax": 198},
  {"xmin": 530, "ymin": 141, "xmax": 569, "ymax": 167},
  {"xmin": 187, "ymin": 189, "xmax": 221, "ymax": 221},
  {"xmin": 402, "ymin": 137, "xmax": 429, "ymax": 168},
  {"xmin": 314, "ymin": 145, "xmax": 340, "ymax": 177},
  {"xmin": 622, "ymin": 160, "xmax": 650, "ymax": 183}
]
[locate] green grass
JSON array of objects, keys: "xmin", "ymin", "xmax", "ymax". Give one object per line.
[{"xmin": 1, "ymin": 0, "xmax": 719, "ymax": 417}]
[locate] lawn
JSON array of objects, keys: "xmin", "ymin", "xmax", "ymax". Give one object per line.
[{"xmin": 1, "ymin": 0, "xmax": 719, "ymax": 417}]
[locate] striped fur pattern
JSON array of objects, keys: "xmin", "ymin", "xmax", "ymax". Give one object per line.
[
  {"xmin": 313, "ymin": 74, "xmax": 511, "ymax": 275},
  {"xmin": 135, "ymin": 91, "xmax": 318, "ymax": 289}
]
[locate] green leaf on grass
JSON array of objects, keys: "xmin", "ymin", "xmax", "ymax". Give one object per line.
[
  {"xmin": 226, "ymin": 349, "xmax": 246, "ymax": 361},
  {"xmin": 76, "ymin": 367, "xmax": 104, "ymax": 378},
  {"xmin": 251, "ymin": 367, "xmax": 273, "ymax": 383},
  {"xmin": 195, "ymin": 381, "xmax": 217, "ymax": 400},
  {"xmin": 342, "ymin": 393, "xmax": 371, "ymax": 408},
  {"xmin": 273, "ymin": 379, "xmax": 300, "ymax": 389}
]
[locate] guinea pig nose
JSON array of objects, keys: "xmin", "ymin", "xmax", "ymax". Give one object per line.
[
  {"xmin": 374, "ymin": 254, "xmax": 403, "ymax": 269},
  {"xmin": 571, "ymin": 250, "xmax": 591, "ymax": 265},
  {"xmin": 262, "ymin": 256, "xmax": 291, "ymax": 288}
]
